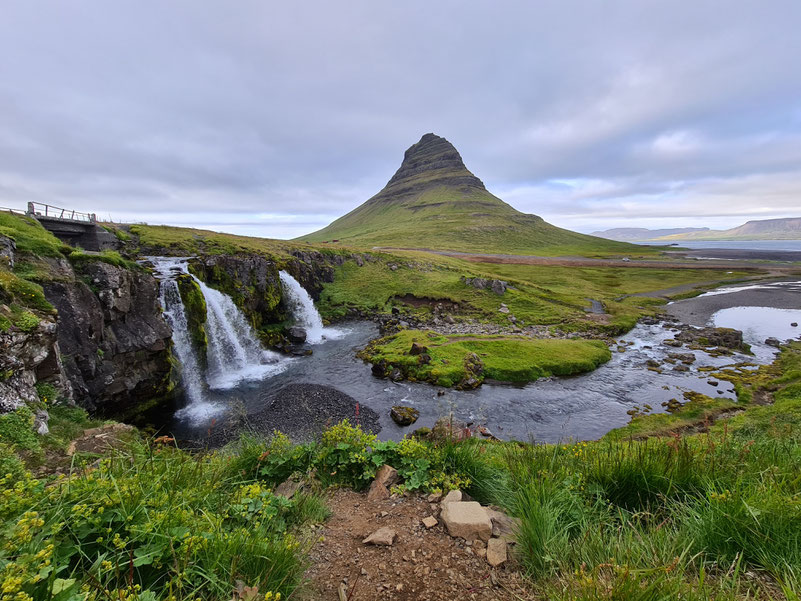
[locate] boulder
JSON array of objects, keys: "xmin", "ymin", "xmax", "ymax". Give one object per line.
[
  {"xmin": 440, "ymin": 501, "xmax": 492, "ymax": 541},
  {"xmin": 286, "ymin": 326, "xmax": 307, "ymax": 343},
  {"xmin": 362, "ymin": 527, "xmax": 396, "ymax": 546},
  {"xmin": 390, "ymin": 405, "xmax": 420, "ymax": 426},
  {"xmin": 486, "ymin": 538, "xmax": 508, "ymax": 567},
  {"xmin": 765, "ymin": 337, "xmax": 781, "ymax": 348},
  {"xmin": 490, "ymin": 280, "xmax": 507, "ymax": 295}
]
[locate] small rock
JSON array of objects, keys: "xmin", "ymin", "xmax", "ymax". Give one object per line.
[
  {"xmin": 409, "ymin": 342, "xmax": 428, "ymax": 355},
  {"xmin": 390, "ymin": 405, "xmax": 420, "ymax": 427},
  {"xmin": 362, "ymin": 527, "xmax": 396, "ymax": 546},
  {"xmin": 422, "ymin": 516, "xmax": 438, "ymax": 529},
  {"xmin": 487, "ymin": 538, "xmax": 507, "ymax": 567},
  {"xmin": 286, "ymin": 326, "xmax": 307, "ymax": 343},
  {"xmin": 441, "ymin": 490, "xmax": 463, "ymax": 506},
  {"xmin": 791, "ymin": 322, "xmax": 798, "ymax": 327},
  {"xmin": 672, "ymin": 364, "xmax": 690, "ymax": 372},
  {"xmin": 765, "ymin": 337, "xmax": 782, "ymax": 348},
  {"xmin": 708, "ymin": 380, "xmax": 719, "ymax": 386},
  {"xmin": 427, "ymin": 492, "xmax": 442, "ymax": 503},
  {"xmin": 274, "ymin": 477, "xmax": 304, "ymax": 499}
]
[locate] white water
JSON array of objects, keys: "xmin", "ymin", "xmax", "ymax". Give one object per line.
[
  {"xmin": 279, "ymin": 270, "xmax": 344, "ymax": 344},
  {"xmin": 197, "ymin": 279, "xmax": 288, "ymax": 390},
  {"xmin": 152, "ymin": 258, "xmax": 222, "ymax": 422},
  {"xmin": 150, "ymin": 257, "xmax": 288, "ymax": 421}
]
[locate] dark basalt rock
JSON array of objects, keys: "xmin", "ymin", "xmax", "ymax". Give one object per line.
[
  {"xmin": 409, "ymin": 342, "xmax": 428, "ymax": 355},
  {"xmin": 43, "ymin": 261, "xmax": 172, "ymax": 415},
  {"xmin": 390, "ymin": 405, "xmax": 420, "ymax": 427},
  {"xmin": 287, "ymin": 326, "xmax": 307, "ymax": 343}
]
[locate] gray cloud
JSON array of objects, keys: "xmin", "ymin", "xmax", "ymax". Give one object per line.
[{"xmin": 1, "ymin": 1, "xmax": 799, "ymax": 238}]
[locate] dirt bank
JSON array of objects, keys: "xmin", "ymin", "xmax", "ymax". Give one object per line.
[{"xmin": 666, "ymin": 282, "xmax": 801, "ymax": 326}]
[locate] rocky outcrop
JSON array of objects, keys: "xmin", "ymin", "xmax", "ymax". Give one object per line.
[
  {"xmin": 189, "ymin": 254, "xmax": 285, "ymax": 330},
  {"xmin": 176, "ymin": 274, "xmax": 208, "ymax": 366},
  {"xmin": 461, "ymin": 276, "xmax": 507, "ymax": 295},
  {"xmin": 42, "ymin": 261, "xmax": 172, "ymax": 415},
  {"xmin": 0, "ymin": 318, "xmax": 69, "ymax": 413},
  {"xmin": 0, "ymin": 234, "xmax": 15, "ymax": 269}
]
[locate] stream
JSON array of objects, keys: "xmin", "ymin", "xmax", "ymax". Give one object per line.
[{"xmin": 149, "ymin": 258, "xmax": 801, "ymax": 444}]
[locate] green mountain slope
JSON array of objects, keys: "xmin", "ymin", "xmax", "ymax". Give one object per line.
[{"xmin": 298, "ymin": 133, "xmax": 637, "ymax": 256}]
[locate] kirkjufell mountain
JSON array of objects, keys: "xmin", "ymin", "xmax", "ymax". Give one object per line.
[{"xmin": 299, "ymin": 133, "xmax": 635, "ymax": 255}]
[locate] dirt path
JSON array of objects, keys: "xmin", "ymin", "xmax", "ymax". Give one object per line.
[{"xmin": 303, "ymin": 490, "xmax": 531, "ymax": 600}]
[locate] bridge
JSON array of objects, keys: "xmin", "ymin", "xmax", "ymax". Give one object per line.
[{"xmin": 25, "ymin": 202, "xmax": 118, "ymax": 251}]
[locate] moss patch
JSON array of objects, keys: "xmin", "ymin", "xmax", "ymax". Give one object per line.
[
  {"xmin": 361, "ymin": 329, "xmax": 611, "ymax": 387},
  {"xmin": 176, "ymin": 273, "xmax": 208, "ymax": 364}
]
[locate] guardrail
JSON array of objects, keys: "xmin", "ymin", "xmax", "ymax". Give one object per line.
[{"xmin": 27, "ymin": 202, "xmax": 96, "ymax": 223}]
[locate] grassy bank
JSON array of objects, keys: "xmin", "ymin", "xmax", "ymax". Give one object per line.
[
  {"xmin": 360, "ymin": 329, "xmax": 612, "ymax": 387},
  {"xmin": 2, "ymin": 343, "xmax": 800, "ymax": 599},
  {"xmin": 317, "ymin": 253, "xmax": 753, "ymax": 333}
]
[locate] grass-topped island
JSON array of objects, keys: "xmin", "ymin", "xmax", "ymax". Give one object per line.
[{"xmin": 360, "ymin": 329, "xmax": 612, "ymax": 388}]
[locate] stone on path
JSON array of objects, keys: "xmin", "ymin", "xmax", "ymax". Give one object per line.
[
  {"xmin": 366, "ymin": 465, "xmax": 399, "ymax": 501},
  {"xmin": 440, "ymin": 501, "xmax": 492, "ymax": 542},
  {"xmin": 422, "ymin": 516, "xmax": 438, "ymax": 529},
  {"xmin": 362, "ymin": 527, "xmax": 396, "ymax": 546},
  {"xmin": 486, "ymin": 538, "xmax": 508, "ymax": 567}
]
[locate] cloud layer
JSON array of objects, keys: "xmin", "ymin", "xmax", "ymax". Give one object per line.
[{"xmin": 1, "ymin": 1, "xmax": 799, "ymax": 237}]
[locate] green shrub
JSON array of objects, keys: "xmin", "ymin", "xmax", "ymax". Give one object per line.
[{"xmin": 0, "ymin": 407, "xmax": 40, "ymax": 452}]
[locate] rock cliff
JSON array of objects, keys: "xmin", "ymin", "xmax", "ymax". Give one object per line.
[{"xmin": 42, "ymin": 261, "xmax": 173, "ymax": 415}]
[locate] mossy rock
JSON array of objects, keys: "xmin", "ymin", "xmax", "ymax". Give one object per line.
[
  {"xmin": 176, "ymin": 274, "xmax": 208, "ymax": 366},
  {"xmin": 390, "ymin": 405, "xmax": 420, "ymax": 427}
]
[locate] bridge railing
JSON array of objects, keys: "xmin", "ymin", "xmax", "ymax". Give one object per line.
[{"xmin": 27, "ymin": 202, "xmax": 96, "ymax": 223}]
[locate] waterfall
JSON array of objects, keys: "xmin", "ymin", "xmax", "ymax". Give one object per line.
[
  {"xmin": 150, "ymin": 257, "xmax": 288, "ymax": 421},
  {"xmin": 152, "ymin": 258, "xmax": 221, "ymax": 422},
  {"xmin": 279, "ymin": 271, "xmax": 343, "ymax": 344}
]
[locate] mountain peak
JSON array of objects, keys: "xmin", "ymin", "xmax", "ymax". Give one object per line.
[{"xmin": 381, "ymin": 133, "xmax": 485, "ymax": 196}]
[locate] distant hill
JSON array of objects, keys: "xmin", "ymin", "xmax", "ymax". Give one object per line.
[
  {"xmin": 591, "ymin": 227, "xmax": 709, "ymax": 242},
  {"xmin": 298, "ymin": 133, "xmax": 636, "ymax": 255},
  {"xmin": 656, "ymin": 217, "xmax": 801, "ymax": 241}
]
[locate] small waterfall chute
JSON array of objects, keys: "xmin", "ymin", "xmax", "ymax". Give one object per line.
[
  {"xmin": 279, "ymin": 271, "xmax": 344, "ymax": 344},
  {"xmin": 152, "ymin": 258, "xmax": 221, "ymax": 422}
]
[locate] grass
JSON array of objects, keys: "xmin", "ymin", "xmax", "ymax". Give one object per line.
[
  {"xmin": 360, "ymin": 329, "xmax": 611, "ymax": 386},
  {"xmin": 0, "ymin": 212, "xmax": 66, "ymax": 257},
  {"xmin": 317, "ymin": 253, "xmax": 753, "ymax": 333}
]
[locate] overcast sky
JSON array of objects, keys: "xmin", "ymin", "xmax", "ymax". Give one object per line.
[{"xmin": 1, "ymin": 1, "xmax": 799, "ymax": 238}]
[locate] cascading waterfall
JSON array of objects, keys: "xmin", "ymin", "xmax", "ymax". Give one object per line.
[
  {"xmin": 197, "ymin": 279, "xmax": 287, "ymax": 390},
  {"xmin": 152, "ymin": 258, "xmax": 221, "ymax": 422},
  {"xmin": 150, "ymin": 257, "xmax": 288, "ymax": 421},
  {"xmin": 279, "ymin": 271, "xmax": 343, "ymax": 344}
]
